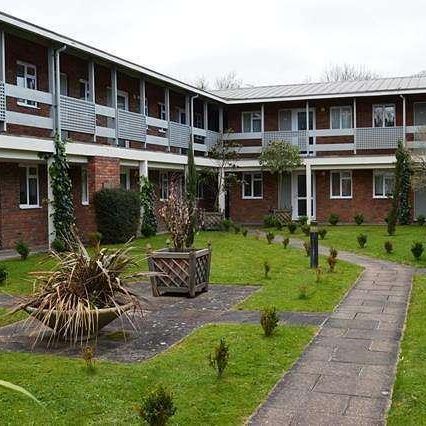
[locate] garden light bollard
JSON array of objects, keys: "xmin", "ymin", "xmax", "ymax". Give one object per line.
[{"xmin": 310, "ymin": 221, "xmax": 319, "ymax": 269}]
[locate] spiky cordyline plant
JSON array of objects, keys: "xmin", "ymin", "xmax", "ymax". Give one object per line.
[{"xmin": 12, "ymin": 236, "xmax": 150, "ymax": 347}]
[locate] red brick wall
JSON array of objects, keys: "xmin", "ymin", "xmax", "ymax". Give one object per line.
[
  {"xmin": 229, "ymin": 172, "xmax": 278, "ymax": 224},
  {"xmin": 315, "ymin": 169, "xmax": 393, "ymax": 223},
  {"xmin": 0, "ymin": 162, "xmax": 48, "ymax": 249}
]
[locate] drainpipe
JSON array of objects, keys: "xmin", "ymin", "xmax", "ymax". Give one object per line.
[
  {"xmin": 54, "ymin": 45, "xmax": 67, "ymax": 137},
  {"xmin": 400, "ymin": 94, "xmax": 406, "ymax": 146}
]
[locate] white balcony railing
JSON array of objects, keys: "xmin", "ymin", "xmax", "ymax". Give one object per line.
[
  {"xmin": 60, "ymin": 96, "xmax": 96, "ymax": 134},
  {"xmin": 262, "ymin": 130, "xmax": 308, "ymax": 152},
  {"xmin": 0, "ymin": 81, "xmax": 5, "ymax": 122},
  {"xmin": 117, "ymin": 109, "xmax": 146, "ymax": 143},
  {"xmin": 206, "ymin": 130, "xmax": 220, "ymax": 149},
  {"xmin": 169, "ymin": 121, "xmax": 190, "ymax": 148},
  {"xmin": 355, "ymin": 127, "xmax": 404, "ymax": 150}
]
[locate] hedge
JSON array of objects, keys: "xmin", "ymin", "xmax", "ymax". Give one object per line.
[{"xmin": 94, "ymin": 188, "xmax": 140, "ymax": 244}]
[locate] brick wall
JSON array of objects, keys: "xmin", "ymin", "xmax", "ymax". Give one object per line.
[{"xmin": 0, "ymin": 162, "xmax": 48, "ymax": 249}]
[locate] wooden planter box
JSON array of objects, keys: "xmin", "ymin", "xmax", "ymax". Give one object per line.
[
  {"xmin": 148, "ymin": 248, "xmax": 211, "ymax": 297},
  {"xmin": 199, "ymin": 211, "xmax": 224, "ymax": 230}
]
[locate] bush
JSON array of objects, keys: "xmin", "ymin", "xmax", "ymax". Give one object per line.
[
  {"xmin": 81, "ymin": 345, "xmax": 96, "ymax": 373},
  {"xmin": 15, "ymin": 239, "xmax": 30, "ymax": 260},
  {"xmin": 209, "ymin": 338, "xmax": 229, "ymax": 378},
  {"xmin": 411, "ymin": 242, "xmax": 424, "ymax": 260},
  {"xmin": 301, "ymin": 224, "xmax": 310, "ymax": 236},
  {"xmin": 264, "ymin": 261, "xmax": 271, "ymax": 278},
  {"xmin": 282, "ymin": 237, "xmax": 290, "ymax": 249},
  {"xmin": 139, "ymin": 385, "xmax": 176, "ymax": 426},
  {"xmin": 329, "ymin": 247, "xmax": 338, "ymax": 259},
  {"xmin": 328, "ymin": 247, "xmax": 338, "ymax": 272},
  {"xmin": 315, "ymin": 266, "xmax": 322, "ymax": 283},
  {"xmin": 417, "ymin": 215, "xmax": 426, "ymax": 226},
  {"xmin": 384, "ymin": 241, "xmax": 393, "ymax": 254},
  {"xmin": 220, "ymin": 219, "xmax": 234, "ymax": 232},
  {"xmin": 263, "ymin": 214, "xmax": 277, "ymax": 228},
  {"xmin": 266, "ymin": 231, "xmax": 275, "ymax": 244},
  {"xmin": 51, "ymin": 238, "xmax": 66, "ymax": 253},
  {"xmin": 260, "ymin": 307, "xmax": 279, "ymax": 337},
  {"xmin": 357, "ymin": 234, "xmax": 368, "ymax": 248},
  {"xmin": 303, "ymin": 241, "xmax": 311, "ymax": 256},
  {"xmin": 241, "ymin": 228, "xmax": 248, "ymax": 237},
  {"xmin": 298, "ymin": 215, "xmax": 308, "ymax": 226},
  {"xmin": 318, "ymin": 228, "xmax": 327, "ymax": 240},
  {"xmin": 287, "ymin": 222, "xmax": 297, "ymax": 234},
  {"xmin": 87, "ymin": 232, "xmax": 102, "ymax": 248},
  {"xmin": 0, "ymin": 264, "xmax": 8, "ymax": 285},
  {"xmin": 298, "ymin": 284, "xmax": 309, "ymax": 299},
  {"xmin": 94, "ymin": 189, "xmax": 140, "ymax": 244},
  {"xmin": 233, "ymin": 223, "xmax": 241, "ymax": 234},
  {"xmin": 354, "ymin": 213, "xmax": 364, "ymax": 226},
  {"xmin": 328, "ymin": 213, "xmax": 339, "ymax": 226},
  {"xmin": 386, "ymin": 210, "xmax": 397, "ymax": 236}
]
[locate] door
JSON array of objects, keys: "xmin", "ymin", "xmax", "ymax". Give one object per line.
[
  {"xmin": 279, "ymin": 173, "xmax": 292, "ymax": 210},
  {"xmin": 415, "ymin": 189, "xmax": 426, "ymax": 218},
  {"xmin": 292, "ymin": 172, "xmax": 316, "ymax": 219}
]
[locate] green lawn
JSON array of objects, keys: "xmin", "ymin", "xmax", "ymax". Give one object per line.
[
  {"xmin": 0, "ymin": 232, "xmax": 361, "ymax": 313},
  {"xmin": 0, "ymin": 323, "xmax": 315, "ymax": 425},
  {"xmin": 283, "ymin": 225, "xmax": 426, "ymax": 267},
  {"xmin": 388, "ymin": 275, "xmax": 426, "ymax": 425},
  {"xmin": 0, "ymin": 307, "xmax": 27, "ymax": 327}
]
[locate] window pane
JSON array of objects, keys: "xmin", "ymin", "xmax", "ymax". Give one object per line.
[
  {"xmin": 120, "ymin": 173, "xmax": 127, "ymax": 190},
  {"xmin": 117, "ymin": 94, "xmax": 127, "ymax": 111},
  {"xmin": 26, "ymin": 77, "xmax": 36, "ymax": 90},
  {"xmin": 117, "ymin": 139, "xmax": 126, "ymax": 147},
  {"xmin": 253, "ymin": 176, "xmax": 262, "ymax": 197},
  {"xmin": 79, "ymin": 81, "xmax": 88, "ymax": 100},
  {"xmin": 384, "ymin": 105, "xmax": 395, "ymax": 127},
  {"xmin": 331, "ymin": 173, "xmax": 340, "ymax": 197},
  {"xmin": 414, "ymin": 103, "xmax": 426, "ymax": 125},
  {"xmin": 298, "ymin": 200, "xmax": 307, "ymax": 217},
  {"xmin": 27, "ymin": 66, "xmax": 36, "ymax": 76},
  {"xmin": 279, "ymin": 110, "xmax": 292, "ymax": 131},
  {"xmin": 17, "ymin": 64, "xmax": 25, "ymax": 78},
  {"xmin": 297, "ymin": 174, "xmax": 306, "ymax": 198},
  {"xmin": 28, "ymin": 177, "xmax": 38, "ymax": 205},
  {"xmin": 384, "ymin": 176, "xmax": 394, "ymax": 196},
  {"xmin": 331, "ymin": 108, "xmax": 341, "ymax": 129},
  {"xmin": 81, "ymin": 169, "xmax": 88, "ymax": 203},
  {"xmin": 374, "ymin": 174, "xmax": 384, "ymax": 196},
  {"xmin": 341, "ymin": 107, "xmax": 352, "ymax": 128},
  {"xmin": 342, "ymin": 178, "xmax": 352, "ymax": 197},
  {"xmin": 19, "ymin": 168, "xmax": 27, "ymax": 204},
  {"xmin": 243, "ymin": 174, "xmax": 252, "ymax": 197},
  {"xmin": 297, "ymin": 112, "xmax": 307, "ymax": 130},
  {"xmin": 373, "ymin": 106, "xmax": 383, "ymax": 127},
  {"xmin": 252, "ymin": 117, "xmax": 261, "ymax": 132},
  {"xmin": 242, "ymin": 113, "xmax": 251, "ymax": 132}
]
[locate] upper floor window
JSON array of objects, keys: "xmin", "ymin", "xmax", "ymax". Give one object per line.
[
  {"xmin": 81, "ymin": 167, "xmax": 89, "ymax": 205},
  {"xmin": 117, "ymin": 91, "xmax": 129, "ymax": 111},
  {"xmin": 414, "ymin": 102, "xmax": 426, "ymax": 126},
  {"xmin": 16, "ymin": 61, "xmax": 37, "ymax": 107},
  {"xmin": 242, "ymin": 172, "xmax": 263, "ymax": 199},
  {"xmin": 60, "ymin": 73, "xmax": 68, "ymax": 96},
  {"xmin": 158, "ymin": 102, "xmax": 166, "ymax": 120},
  {"xmin": 79, "ymin": 79, "xmax": 89, "ymax": 101},
  {"xmin": 160, "ymin": 172, "xmax": 169, "ymax": 200},
  {"xmin": 373, "ymin": 171, "xmax": 394, "ymax": 198},
  {"xmin": 19, "ymin": 165, "xmax": 39, "ymax": 208},
  {"xmin": 242, "ymin": 111, "xmax": 261, "ymax": 133},
  {"xmin": 330, "ymin": 170, "xmax": 352, "ymax": 199},
  {"xmin": 373, "ymin": 104, "xmax": 395, "ymax": 127},
  {"xmin": 176, "ymin": 107, "xmax": 186, "ymax": 124},
  {"xmin": 330, "ymin": 106, "xmax": 352, "ymax": 129},
  {"xmin": 278, "ymin": 110, "xmax": 292, "ymax": 131}
]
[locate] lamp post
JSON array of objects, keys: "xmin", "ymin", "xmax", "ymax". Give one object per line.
[{"xmin": 310, "ymin": 220, "xmax": 319, "ymax": 269}]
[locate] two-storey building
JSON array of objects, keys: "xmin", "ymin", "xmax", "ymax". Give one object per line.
[{"xmin": 0, "ymin": 11, "xmax": 425, "ymax": 250}]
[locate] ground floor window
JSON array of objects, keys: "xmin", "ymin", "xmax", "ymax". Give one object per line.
[
  {"xmin": 330, "ymin": 170, "xmax": 352, "ymax": 199},
  {"xmin": 19, "ymin": 165, "xmax": 39, "ymax": 208},
  {"xmin": 81, "ymin": 168, "xmax": 89, "ymax": 205},
  {"xmin": 160, "ymin": 172, "xmax": 169, "ymax": 200},
  {"xmin": 373, "ymin": 171, "xmax": 394, "ymax": 198},
  {"xmin": 242, "ymin": 172, "xmax": 263, "ymax": 199},
  {"xmin": 120, "ymin": 169, "xmax": 130, "ymax": 190}
]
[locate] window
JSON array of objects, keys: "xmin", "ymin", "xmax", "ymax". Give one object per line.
[
  {"xmin": 117, "ymin": 90, "xmax": 129, "ymax": 111},
  {"xmin": 242, "ymin": 111, "xmax": 261, "ymax": 133},
  {"xmin": 278, "ymin": 110, "xmax": 292, "ymax": 131},
  {"xmin": 242, "ymin": 172, "xmax": 263, "ymax": 199},
  {"xmin": 79, "ymin": 79, "xmax": 90, "ymax": 101},
  {"xmin": 330, "ymin": 106, "xmax": 352, "ymax": 129},
  {"xmin": 330, "ymin": 171, "xmax": 352, "ymax": 199},
  {"xmin": 16, "ymin": 61, "xmax": 37, "ymax": 107},
  {"xmin": 60, "ymin": 73, "xmax": 68, "ymax": 96},
  {"xmin": 176, "ymin": 107, "xmax": 186, "ymax": 124},
  {"xmin": 158, "ymin": 102, "xmax": 166, "ymax": 120},
  {"xmin": 120, "ymin": 169, "xmax": 130, "ymax": 190},
  {"xmin": 117, "ymin": 139, "xmax": 129, "ymax": 148},
  {"xmin": 373, "ymin": 104, "xmax": 395, "ymax": 127},
  {"xmin": 19, "ymin": 165, "xmax": 39, "ymax": 207},
  {"xmin": 81, "ymin": 168, "xmax": 89, "ymax": 205},
  {"xmin": 373, "ymin": 171, "xmax": 394, "ymax": 198},
  {"xmin": 160, "ymin": 172, "xmax": 169, "ymax": 200},
  {"xmin": 194, "ymin": 112, "xmax": 203, "ymax": 128},
  {"xmin": 414, "ymin": 102, "xmax": 426, "ymax": 126}
]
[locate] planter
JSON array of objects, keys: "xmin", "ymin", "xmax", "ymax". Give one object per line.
[
  {"xmin": 24, "ymin": 302, "xmax": 134, "ymax": 340},
  {"xmin": 148, "ymin": 247, "xmax": 211, "ymax": 297}
]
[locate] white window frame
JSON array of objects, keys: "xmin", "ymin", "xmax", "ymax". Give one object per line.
[
  {"xmin": 79, "ymin": 79, "xmax": 90, "ymax": 101},
  {"xmin": 117, "ymin": 90, "xmax": 129, "ymax": 111},
  {"xmin": 120, "ymin": 168, "xmax": 130, "ymax": 191},
  {"xmin": 160, "ymin": 172, "xmax": 169, "ymax": 201},
  {"xmin": 176, "ymin": 107, "xmax": 186, "ymax": 124},
  {"xmin": 330, "ymin": 170, "xmax": 353, "ymax": 199},
  {"xmin": 16, "ymin": 61, "xmax": 38, "ymax": 108},
  {"xmin": 242, "ymin": 111, "xmax": 262, "ymax": 133},
  {"xmin": 372, "ymin": 104, "xmax": 396, "ymax": 128},
  {"xmin": 158, "ymin": 102, "xmax": 166, "ymax": 120},
  {"xmin": 242, "ymin": 172, "xmax": 263, "ymax": 199},
  {"xmin": 330, "ymin": 106, "xmax": 352, "ymax": 129},
  {"xmin": 373, "ymin": 171, "xmax": 395, "ymax": 199},
  {"xmin": 19, "ymin": 165, "xmax": 40, "ymax": 208},
  {"xmin": 81, "ymin": 167, "xmax": 89, "ymax": 205}
]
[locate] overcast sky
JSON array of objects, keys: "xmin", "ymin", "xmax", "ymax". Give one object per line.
[{"xmin": 2, "ymin": 0, "xmax": 426, "ymax": 87}]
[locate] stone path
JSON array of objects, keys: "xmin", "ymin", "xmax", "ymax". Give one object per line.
[
  {"xmin": 0, "ymin": 246, "xmax": 47, "ymax": 260},
  {"xmin": 249, "ymin": 236, "xmax": 414, "ymax": 426}
]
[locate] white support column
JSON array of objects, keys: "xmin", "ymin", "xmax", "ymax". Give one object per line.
[
  {"xmin": 203, "ymin": 101, "xmax": 208, "ymax": 131},
  {"xmin": 353, "ymin": 98, "xmax": 357, "ymax": 154},
  {"xmin": 219, "ymin": 106, "xmax": 224, "ymax": 133},
  {"xmin": 140, "ymin": 78, "xmax": 146, "ymax": 115},
  {"xmin": 0, "ymin": 30, "xmax": 6, "ymax": 132},
  {"xmin": 306, "ymin": 100, "xmax": 309, "ymax": 154},
  {"xmin": 88, "ymin": 60, "xmax": 96, "ymax": 141},
  {"xmin": 261, "ymin": 103, "xmax": 265, "ymax": 133},
  {"xmin": 185, "ymin": 95, "xmax": 190, "ymax": 125},
  {"xmin": 306, "ymin": 161, "xmax": 312, "ymax": 224},
  {"xmin": 54, "ymin": 48, "xmax": 62, "ymax": 138},
  {"xmin": 402, "ymin": 95, "xmax": 406, "ymax": 145},
  {"xmin": 47, "ymin": 157, "xmax": 55, "ymax": 247},
  {"xmin": 165, "ymin": 87, "xmax": 170, "ymax": 151},
  {"xmin": 111, "ymin": 67, "xmax": 118, "ymax": 146},
  {"xmin": 139, "ymin": 159, "xmax": 149, "ymax": 235},
  {"xmin": 218, "ymin": 167, "xmax": 226, "ymax": 213}
]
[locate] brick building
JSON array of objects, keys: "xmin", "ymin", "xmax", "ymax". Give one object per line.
[{"xmin": 0, "ymin": 12, "xmax": 425, "ymax": 249}]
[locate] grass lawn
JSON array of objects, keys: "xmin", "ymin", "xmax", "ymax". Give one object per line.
[
  {"xmin": 0, "ymin": 232, "xmax": 361, "ymax": 313},
  {"xmin": 388, "ymin": 275, "xmax": 426, "ymax": 425},
  {"xmin": 0, "ymin": 307, "xmax": 27, "ymax": 327},
  {"xmin": 281, "ymin": 225, "xmax": 426, "ymax": 267},
  {"xmin": 0, "ymin": 323, "xmax": 315, "ymax": 425}
]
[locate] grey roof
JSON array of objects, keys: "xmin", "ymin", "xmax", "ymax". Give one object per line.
[{"xmin": 210, "ymin": 76, "xmax": 426, "ymax": 101}]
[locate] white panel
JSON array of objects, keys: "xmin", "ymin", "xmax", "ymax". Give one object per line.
[
  {"xmin": 315, "ymin": 143, "xmax": 355, "ymax": 152},
  {"xmin": 95, "ymin": 126, "xmax": 116, "ymax": 138},
  {"xmin": 262, "ymin": 130, "xmax": 308, "ymax": 151},
  {"xmin": 60, "ymin": 96, "xmax": 96, "ymax": 134},
  {"xmin": 146, "ymin": 116, "xmax": 168, "ymax": 128},
  {"xmin": 118, "ymin": 110, "xmax": 146, "ymax": 142},
  {"xmin": 146, "ymin": 134, "xmax": 169, "ymax": 146},
  {"xmin": 95, "ymin": 104, "xmax": 116, "ymax": 118},
  {"xmin": 193, "ymin": 143, "xmax": 207, "ymax": 152},
  {"xmin": 5, "ymin": 83, "xmax": 53, "ymax": 104},
  {"xmin": 223, "ymin": 132, "xmax": 262, "ymax": 140},
  {"xmin": 193, "ymin": 127, "xmax": 207, "ymax": 137},
  {"xmin": 206, "ymin": 130, "xmax": 220, "ymax": 149},
  {"xmin": 169, "ymin": 122, "xmax": 190, "ymax": 148},
  {"xmin": 355, "ymin": 127, "xmax": 404, "ymax": 150},
  {"xmin": 313, "ymin": 128, "xmax": 354, "ymax": 137},
  {"xmin": 6, "ymin": 111, "xmax": 53, "ymax": 129}
]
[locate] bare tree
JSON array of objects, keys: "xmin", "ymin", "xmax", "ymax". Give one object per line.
[
  {"xmin": 412, "ymin": 70, "xmax": 426, "ymax": 77},
  {"xmin": 193, "ymin": 75, "xmax": 210, "ymax": 90},
  {"xmin": 321, "ymin": 64, "xmax": 380, "ymax": 82},
  {"xmin": 214, "ymin": 71, "xmax": 242, "ymax": 90}
]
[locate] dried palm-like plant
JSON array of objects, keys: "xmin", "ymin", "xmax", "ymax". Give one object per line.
[{"xmin": 12, "ymin": 236, "xmax": 151, "ymax": 347}]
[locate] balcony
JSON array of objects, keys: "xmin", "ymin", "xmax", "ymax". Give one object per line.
[
  {"xmin": 60, "ymin": 96, "xmax": 96, "ymax": 134},
  {"xmin": 355, "ymin": 127, "xmax": 404, "ymax": 150},
  {"xmin": 263, "ymin": 130, "xmax": 308, "ymax": 152},
  {"xmin": 0, "ymin": 81, "xmax": 5, "ymax": 122}
]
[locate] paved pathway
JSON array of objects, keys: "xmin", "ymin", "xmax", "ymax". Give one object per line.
[{"xmin": 249, "ymin": 236, "xmax": 414, "ymax": 425}]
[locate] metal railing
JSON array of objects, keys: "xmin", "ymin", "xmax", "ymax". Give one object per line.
[
  {"xmin": 206, "ymin": 130, "xmax": 220, "ymax": 150},
  {"xmin": 168, "ymin": 121, "xmax": 191, "ymax": 148},
  {"xmin": 262, "ymin": 130, "xmax": 308, "ymax": 152},
  {"xmin": 117, "ymin": 109, "xmax": 146, "ymax": 143},
  {"xmin": 60, "ymin": 96, "xmax": 96, "ymax": 134},
  {"xmin": 355, "ymin": 127, "xmax": 404, "ymax": 150},
  {"xmin": 0, "ymin": 81, "xmax": 6, "ymax": 122}
]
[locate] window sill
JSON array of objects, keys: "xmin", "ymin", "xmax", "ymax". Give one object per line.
[
  {"xmin": 81, "ymin": 201, "xmax": 89, "ymax": 206},
  {"xmin": 373, "ymin": 195, "xmax": 392, "ymax": 199},
  {"xmin": 330, "ymin": 196, "xmax": 352, "ymax": 200},
  {"xmin": 242, "ymin": 196, "xmax": 263, "ymax": 200},
  {"xmin": 17, "ymin": 102, "xmax": 39, "ymax": 110},
  {"xmin": 19, "ymin": 204, "xmax": 41, "ymax": 210}
]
